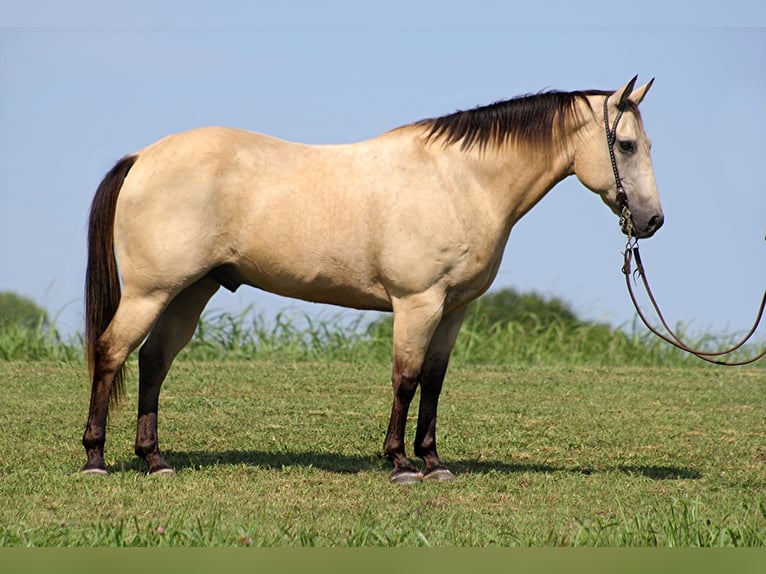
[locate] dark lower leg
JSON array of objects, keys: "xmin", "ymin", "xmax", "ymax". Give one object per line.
[
  {"xmin": 134, "ymin": 342, "xmax": 174, "ymax": 474},
  {"xmin": 383, "ymin": 369, "xmax": 421, "ymax": 482},
  {"xmin": 82, "ymin": 410, "xmax": 108, "ymax": 474},
  {"xmin": 414, "ymin": 359, "xmax": 452, "ymax": 479},
  {"xmin": 82, "ymin": 343, "xmax": 120, "ymax": 473},
  {"xmin": 135, "ymin": 412, "xmax": 172, "ymax": 473}
]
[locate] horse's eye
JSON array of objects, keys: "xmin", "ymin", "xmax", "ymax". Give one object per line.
[{"xmin": 618, "ymin": 140, "xmax": 636, "ymax": 154}]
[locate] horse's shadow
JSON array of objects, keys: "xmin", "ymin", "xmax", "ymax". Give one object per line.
[{"xmin": 111, "ymin": 450, "xmax": 701, "ymax": 481}]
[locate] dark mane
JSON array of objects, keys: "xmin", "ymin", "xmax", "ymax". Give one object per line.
[{"xmin": 414, "ymin": 89, "xmax": 621, "ymax": 152}]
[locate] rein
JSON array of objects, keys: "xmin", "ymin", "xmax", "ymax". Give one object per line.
[
  {"xmin": 603, "ymin": 97, "xmax": 766, "ymax": 366},
  {"xmin": 621, "ymin": 240, "xmax": 766, "ymax": 366}
]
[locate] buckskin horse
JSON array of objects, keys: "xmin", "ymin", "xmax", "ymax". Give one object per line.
[{"xmin": 82, "ymin": 76, "xmax": 663, "ymax": 483}]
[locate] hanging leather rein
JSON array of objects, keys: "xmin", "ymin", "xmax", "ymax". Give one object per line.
[{"xmin": 604, "ymin": 97, "xmax": 766, "ymax": 366}]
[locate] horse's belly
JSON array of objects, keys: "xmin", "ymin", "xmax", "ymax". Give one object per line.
[
  {"xmin": 259, "ymin": 278, "xmax": 393, "ymax": 312},
  {"xmin": 213, "ymin": 262, "xmax": 393, "ymax": 312}
]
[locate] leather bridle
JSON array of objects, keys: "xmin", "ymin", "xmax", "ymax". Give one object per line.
[{"xmin": 603, "ymin": 95, "xmax": 634, "ymax": 238}]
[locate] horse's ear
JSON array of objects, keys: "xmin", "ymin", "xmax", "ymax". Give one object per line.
[
  {"xmin": 628, "ymin": 78, "xmax": 654, "ymax": 106},
  {"xmin": 611, "ymin": 75, "xmax": 639, "ymax": 109}
]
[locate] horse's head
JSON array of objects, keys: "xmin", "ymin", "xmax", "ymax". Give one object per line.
[{"xmin": 573, "ymin": 76, "xmax": 664, "ymax": 239}]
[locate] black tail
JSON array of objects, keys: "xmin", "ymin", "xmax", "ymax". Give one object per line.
[{"xmin": 85, "ymin": 155, "xmax": 138, "ymax": 403}]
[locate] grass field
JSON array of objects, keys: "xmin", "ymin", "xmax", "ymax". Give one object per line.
[{"xmin": 1, "ymin": 356, "xmax": 764, "ymax": 546}]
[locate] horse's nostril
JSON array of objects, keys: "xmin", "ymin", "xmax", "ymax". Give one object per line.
[{"xmin": 648, "ymin": 214, "xmax": 664, "ymax": 231}]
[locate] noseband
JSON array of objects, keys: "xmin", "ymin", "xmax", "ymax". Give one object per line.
[{"xmin": 606, "ymin": 94, "xmax": 766, "ymax": 366}]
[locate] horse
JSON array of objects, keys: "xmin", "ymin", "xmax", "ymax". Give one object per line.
[{"xmin": 82, "ymin": 76, "xmax": 663, "ymax": 483}]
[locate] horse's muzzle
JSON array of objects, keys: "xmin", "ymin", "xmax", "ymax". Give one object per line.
[{"xmin": 623, "ymin": 212, "xmax": 664, "ymax": 239}]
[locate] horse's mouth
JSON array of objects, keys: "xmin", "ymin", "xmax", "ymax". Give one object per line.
[{"xmin": 622, "ymin": 213, "xmax": 664, "ymax": 239}]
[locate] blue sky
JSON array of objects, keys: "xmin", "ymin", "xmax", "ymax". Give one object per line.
[{"xmin": 1, "ymin": 2, "xmax": 765, "ymax": 340}]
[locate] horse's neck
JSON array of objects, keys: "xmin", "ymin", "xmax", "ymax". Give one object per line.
[{"xmin": 449, "ymin": 137, "xmax": 575, "ymax": 234}]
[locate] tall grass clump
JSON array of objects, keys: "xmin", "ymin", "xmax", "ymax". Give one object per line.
[
  {"xmin": 180, "ymin": 306, "xmax": 383, "ymax": 363},
  {"xmin": 446, "ymin": 312, "xmax": 703, "ymax": 367},
  {"xmin": 0, "ymin": 320, "xmax": 82, "ymax": 361},
  {"xmin": 0, "ymin": 292, "xmax": 82, "ymax": 361}
]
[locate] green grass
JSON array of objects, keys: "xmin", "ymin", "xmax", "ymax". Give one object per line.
[
  {"xmin": 1, "ymin": 305, "xmax": 763, "ymax": 546},
  {"xmin": 0, "ymin": 360, "xmax": 763, "ymax": 546}
]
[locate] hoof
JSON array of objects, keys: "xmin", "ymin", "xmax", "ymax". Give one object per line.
[
  {"xmin": 149, "ymin": 467, "xmax": 176, "ymax": 476},
  {"xmin": 423, "ymin": 468, "xmax": 455, "ymax": 482},
  {"xmin": 389, "ymin": 469, "xmax": 423, "ymax": 484},
  {"xmin": 81, "ymin": 466, "xmax": 108, "ymax": 476}
]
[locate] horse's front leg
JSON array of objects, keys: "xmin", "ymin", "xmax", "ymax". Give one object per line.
[
  {"xmin": 384, "ymin": 362, "xmax": 422, "ymax": 483},
  {"xmin": 414, "ymin": 305, "xmax": 468, "ymax": 482},
  {"xmin": 383, "ymin": 293, "xmax": 445, "ymax": 484}
]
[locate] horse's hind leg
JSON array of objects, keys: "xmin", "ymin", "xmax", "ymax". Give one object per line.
[
  {"xmin": 134, "ymin": 277, "xmax": 219, "ymax": 474},
  {"xmin": 82, "ymin": 294, "xmax": 171, "ymax": 474}
]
